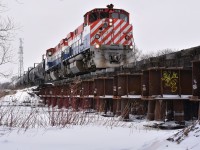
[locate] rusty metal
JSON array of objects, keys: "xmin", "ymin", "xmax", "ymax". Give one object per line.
[
  {"xmin": 57, "ymin": 96, "xmax": 63, "ymax": 109},
  {"xmin": 105, "ymin": 78, "xmax": 114, "ymax": 96},
  {"xmin": 166, "ymin": 101, "xmax": 174, "ymax": 121},
  {"xmin": 173, "ymin": 100, "xmax": 184, "ymax": 123},
  {"xmin": 191, "ymin": 61, "xmax": 200, "ymax": 100},
  {"xmin": 130, "ymin": 100, "xmax": 147, "ymax": 116},
  {"xmin": 94, "ymin": 77, "xmax": 114, "ymax": 97},
  {"xmin": 38, "ymin": 87, "xmax": 46, "ymax": 104},
  {"xmin": 94, "ymin": 78, "xmax": 104, "ymax": 96},
  {"xmin": 117, "ymin": 73, "xmax": 143, "ymax": 119},
  {"xmin": 113, "ymin": 75, "xmax": 118, "ymax": 97},
  {"xmin": 179, "ymin": 69, "xmax": 192, "ymax": 95},
  {"xmin": 81, "ymin": 80, "xmax": 94, "ymax": 95},
  {"xmin": 70, "ymin": 81, "xmax": 82, "ymax": 110},
  {"xmin": 95, "ymin": 97, "xmax": 100, "ymax": 112},
  {"xmin": 37, "ymin": 60, "xmax": 198, "ymax": 122},
  {"xmin": 63, "ymin": 84, "xmax": 71, "ymax": 108},
  {"xmin": 147, "ymin": 101, "xmax": 155, "ymax": 121},
  {"xmin": 39, "ymin": 84, "xmax": 54, "ymax": 106},
  {"xmin": 149, "ymin": 69, "xmax": 161, "ymax": 96},
  {"xmin": 112, "ymin": 99, "xmax": 121, "ymax": 116},
  {"xmin": 94, "ymin": 78, "xmax": 105, "ymax": 112},
  {"xmin": 142, "ymin": 70, "xmax": 149, "ymax": 97},
  {"xmin": 57, "ymin": 85, "xmax": 66, "ymax": 109},
  {"xmin": 154, "ymin": 100, "xmax": 166, "ymax": 121},
  {"xmin": 162, "ymin": 68, "xmax": 192, "ymax": 96},
  {"xmin": 47, "ymin": 86, "xmax": 53, "ymax": 107},
  {"xmin": 142, "ymin": 68, "xmax": 192, "ymax": 99},
  {"xmin": 128, "ymin": 74, "xmax": 142, "ymax": 95},
  {"xmin": 95, "ymin": 97, "xmax": 114, "ymax": 115},
  {"xmin": 143, "ymin": 68, "xmax": 192, "ymax": 122},
  {"xmin": 117, "ymin": 74, "xmax": 128, "ymax": 96},
  {"xmin": 117, "ymin": 73, "xmax": 142, "ymax": 96},
  {"xmin": 112, "ymin": 75, "xmax": 121, "ymax": 116},
  {"xmin": 121, "ymin": 99, "xmax": 130, "ymax": 119},
  {"xmin": 199, "ymin": 102, "xmax": 200, "ymax": 120},
  {"xmin": 95, "ymin": 98, "xmax": 107, "ymax": 113},
  {"xmin": 103, "ymin": 98, "xmax": 114, "ymax": 115},
  {"xmin": 51, "ymin": 86, "xmax": 59, "ymax": 107},
  {"xmin": 94, "ymin": 77, "xmax": 114, "ymax": 114},
  {"xmin": 81, "ymin": 80, "xmax": 94, "ymax": 109},
  {"xmin": 184, "ymin": 101, "xmax": 199, "ymax": 121}
]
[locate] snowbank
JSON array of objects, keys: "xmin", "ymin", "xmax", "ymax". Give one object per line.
[
  {"xmin": 140, "ymin": 121, "xmax": 200, "ymax": 150},
  {"xmin": 0, "ymin": 87, "xmax": 40, "ymax": 106}
]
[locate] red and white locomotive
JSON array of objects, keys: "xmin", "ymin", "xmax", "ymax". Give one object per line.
[{"xmin": 45, "ymin": 4, "xmax": 134, "ymax": 80}]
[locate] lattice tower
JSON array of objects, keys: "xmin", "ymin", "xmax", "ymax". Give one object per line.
[{"xmin": 18, "ymin": 38, "xmax": 24, "ymax": 78}]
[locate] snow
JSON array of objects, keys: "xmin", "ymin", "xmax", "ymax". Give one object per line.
[
  {"xmin": 121, "ymin": 95, "xmax": 141, "ymax": 99},
  {"xmin": 1, "ymin": 87, "xmax": 40, "ymax": 106},
  {"xmin": 142, "ymin": 121, "xmax": 200, "ymax": 150},
  {"xmin": 0, "ymin": 124, "xmax": 174, "ymax": 150},
  {"xmin": 99, "ymin": 95, "xmax": 113, "ymax": 98},
  {"xmin": 154, "ymin": 94, "xmax": 192, "ymax": 100},
  {"xmin": 0, "ymin": 87, "xmax": 200, "ymax": 150}
]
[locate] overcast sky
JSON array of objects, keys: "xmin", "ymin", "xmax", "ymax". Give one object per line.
[{"xmin": 1, "ymin": 0, "xmax": 200, "ymax": 81}]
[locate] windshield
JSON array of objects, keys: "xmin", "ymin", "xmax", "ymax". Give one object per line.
[
  {"xmin": 88, "ymin": 10, "xmax": 129, "ymax": 24},
  {"xmin": 111, "ymin": 13, "xmax": 128, "ymax": 22},
  {"xmin": 112, "ymin": 13, "xmax": 118, "ymax": 19},
  {"xmin": 89, "ymin": 12, "xmax": 98, "ymax": 23},
  {"xmin": 100, "ymin": 12, "xmax": 109, "ymax": 19}
]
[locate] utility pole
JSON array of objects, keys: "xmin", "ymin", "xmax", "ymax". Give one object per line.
[{"xmin": 18, "ymin": 38, "xmax": 24, "ymax": 78}]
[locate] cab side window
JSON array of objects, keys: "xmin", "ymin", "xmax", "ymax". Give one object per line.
[
  {"xmin": 89, "ymin": 12, "xmax": 99, "ymax": 23},
  {"xmin": 84, "ymin": 15, "xmax": 87, "ymax": 26},
  {"xmin": 120, "ymin": 14, "xmax": 128, "ymax": 22}
]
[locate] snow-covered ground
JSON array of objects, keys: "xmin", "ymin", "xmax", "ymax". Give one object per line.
[
  {"xmin": 142, "ymin": 121, "xmax": 200, "ymax": 150},
  {"xmin": 0, "ymin": 88, "xmax": 199, "ymax": 150}
]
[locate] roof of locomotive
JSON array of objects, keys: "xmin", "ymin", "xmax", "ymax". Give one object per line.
[{"xmin": 84, "ymin": 7, "xmax": 129, "ymax": 17}]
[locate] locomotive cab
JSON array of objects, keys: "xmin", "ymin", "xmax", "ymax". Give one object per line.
[{"xmin": 84, "ymin": 4, "xmax": 129, "ymax": 26}]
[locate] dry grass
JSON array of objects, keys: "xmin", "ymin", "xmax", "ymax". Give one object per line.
[
  {"xmin": 0, "ymin": 104, "xmax": 130, "ymax": 132},
  {"xmin": 0, "ymin": 90, "xmax": 16, "ymax": 98}
]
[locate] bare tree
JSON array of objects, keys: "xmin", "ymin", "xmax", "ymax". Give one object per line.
[
  {"xmin": 132, "ymin": 45, "xmax": 142, "ymax": 62},
  {"xmin": 139, "ymin": 48, "xmax": 175, "ymax": 60},
  {"xmin": 156, "ymin": 48, "xmax": 175, "ymax": 57},
  {"xmin": 0, "ymin": 2, "xmax": 15, "ymax": 77},
  {"xmin": 140, "ymin": 52, "xmax": 155, "ymax": 60}
]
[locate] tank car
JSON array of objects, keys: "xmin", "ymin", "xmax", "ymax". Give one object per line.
[
  {"xmin": 29, "ymin": 62, "xmax": 45, "ymax": 85},
  {"xmin": 45, "ymin": 4, "xmax": 135, "ymax": 81}
]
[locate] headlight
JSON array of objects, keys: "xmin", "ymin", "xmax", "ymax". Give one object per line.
[
  {"xmin": 95, "ymin": 44, "xmax": 100, "ymax": 49},
  {"xmin": 109, "ymin": 22, "xmax": 113, "ymax": 26},
  {"xmin": 129, "ymin": 45, "xmax": 133, "ymax": 49},
  {"xmin": 109, "ymin": 18, "xmax": 113, "ymax": 22},
  {"xmin": 48, "ymin": 51, "xmax": 52, "ymax": 56}
]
